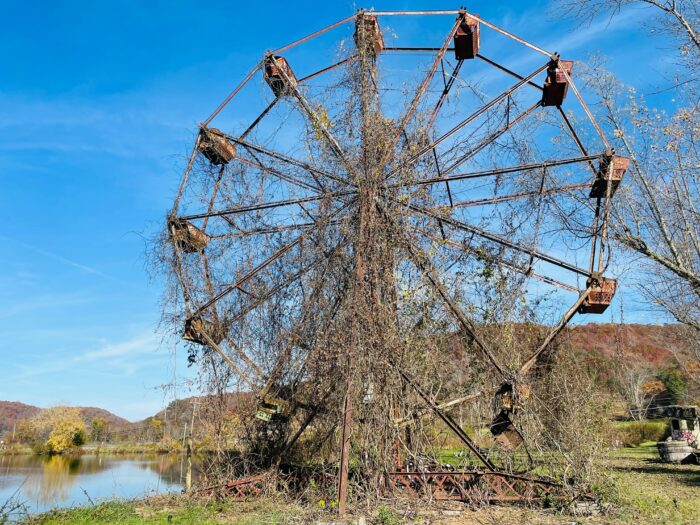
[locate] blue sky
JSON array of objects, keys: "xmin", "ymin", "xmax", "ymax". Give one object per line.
[{"xmin": 0, "ymin": 1, "xmax": 677, "ymax": 421}]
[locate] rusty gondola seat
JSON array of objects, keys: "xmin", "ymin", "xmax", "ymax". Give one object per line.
[
  {"xmin": 590, "ymin": 154, "xmax": 629, "ymax": 198},
  {"xmin": 264, "ymin": 55, "xmax": 298, "ymax": 97},
  {"xmin": 198, "ymin": 126, "xmax": 236, "ymax": 166},
  {"xmin": 354, "ymin": 13, "xmax": 384, "ymax": 57},
  {"xmin": 454, "ymin": 13, "xmax": 480, "ymax": 60},
  {"xmin": 490, "ymin": 410, "xmax": 523, "ymax": 450},
  {"xmin": 169, "ymin": 218, "xmax": 210, "ymax": 253},
  {"xmin": 183, "ymin": 317, "xmax": 226, "ymax": 346},
  {"xmin": 541, "ymin": 59, "xmax": 573, "ymax": 107},
  {"xmin": 579, "ymin": 276, "xmax": 617, "ymax": 314}
]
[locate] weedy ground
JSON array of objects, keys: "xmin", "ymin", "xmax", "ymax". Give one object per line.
[{"xmin": 20, "ymin": 444, "xmax": 700, "ymax": 525}]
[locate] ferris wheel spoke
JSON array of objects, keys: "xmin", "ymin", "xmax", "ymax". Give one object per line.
[
  {"xmin": 188, "ymin": 203, "xmax": 350, "ymax": 319},
  {"xmin": 259, "ymin": 243, "xmax": 351, "ymax": 400},
  {"xmin": 384, "ymin": 62, "xmax": 549, "ymax": 180},
  {"xmin": 229, "ymin": 135, "xmax": 350, "ymax": 188},
  {"xmin": 385, "ymin": 209, "xmax": 511, "ymax": 380},
  {"xmin": 203, "ymin": 60, "xmax": 264, "ymax": 126},
  {"xmin": 518, "ymin": 283, "xmax": 595, "ymax": 377},
  {"xmin": 557, "ymin": 107, "xmax": 600, "ymax": 177},
  {"xmin": 425, "ymin": 58, "xmax": 464, "ymax": 132},
  {"xmin": 476, "ymin": 54, "xmax": 543, "ymax": 92},
  {"xmin": 237, "ymin": 98, "xmax": 280, "ymax": 141},
  {"xmin": 178, "ymin": 190, "xmax": 355, "ymax": 222},
  {"xmin": 297, "ymin": 55, "xmax": 359, "ymax": 84},
  {"xmin": 391, "ymin": 154, "xmax": 602, "ymax": 191},
  {"xmin": 380, "ymin": 13, "xmax": 464, "ymax": 175},
  {"xmin": 439, "ymin": 100, "xmax": 542, "ymax": 176},
  {"xmin": 235, "ymin": 154, "xmax": 324, "ymax": 194},
  {"xmin": 400, "ymin": 201, "xmax": 591, "ymax": 277},
  {"xmin": 560, "ymin": 69, "xmax": 611, "ymax": 150},
  {"xmin": 263, "ymin": 53, "xmax": 358, "ymax": 180},
  {"xmin": 449, "ymin": 183, "xmax": 589, "ymax": 209},
  {"xmin": 411, "ymin": 225, "xmax": 580, "ymax": 293}
]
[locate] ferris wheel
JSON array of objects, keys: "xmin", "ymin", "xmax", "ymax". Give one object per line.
[{"xmin": 166, "ymin": 7, "xmax": 624, "ymax": 507}]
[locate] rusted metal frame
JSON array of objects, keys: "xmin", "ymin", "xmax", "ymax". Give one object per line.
[
  {"xmin": 518, "ymin": 285, "xmax": 595, "ymax": 376},
  {"xmin": 169, "ymin": 222, "xmax": 196, "ymax": 313},
  {"xmin": 188, "ymin": 204, "xmax": 349, "ymax": 319},
  {"xmin": 211, "ymin": 220, "xmax": 335, "ymax": 239},
  {"xmin": 597, "ymin": 153, "xmax": 616, "ymax": 273},
  {"xmin": 298, "ymin": 55, "xmax": 359, "ymax": 83},
  {"xmin": 370, "ymin": 10, "xmax": 554, "ymax": 58},
  {"xmin": 588, "ymin": 198, "xmax": 602, "ymax": 275},
  {"xmin": 525, "ymin": 166, "xmax": 549, "ymax": 273},
  {"xmin": 281, "ymin": 69, "xmax": 360, "ymax": 181},
  {"xmin": 229, "ymin": 135, "xmax": 351, "ymax": 188},
  {"xmin": 560, "ymin": 69, "xmax": 611, "ymax": 150},
  {"xmin": 389, "ymin": 212, "xmax": 511, "ymax": 380},
  {"xmin": 394, "ymin": 391, "xmax": 484, "ymax": 427},
  {"xmin": 398, "ymin": 368, "xmax": 498, "ymax": 471},
  {"xmin": 451, "ymin": 183, "xmax": 589, "ymax": 209},
  {"xmin": 412, "ymin": 225, "xmax": 580, "ymax": 293},
  {"xmin": 272, "ymin": 15, "xmax": 356, "ymax": 54},
  {"xmin": 203, "ymin": 60, "xmax": 264, "ymax": 126},
  {"xmin": 171, "ymin": 134, "xmax": 203, "ymax": 215},
  {"xmin": 469, "ymin": 14, "xmax": 554, "ymax": 59},
  {"xmin": 258, "ymin": 233, "xmax": 350, "ymax": 400},
  {"xmin": 557, "ymin": 107, "xmax": 599, "ymax": 178},
  {"xmin": 383, "ymin": 47, "xmax": 455, "ymax": 52},
  {"xmin": 432, "ymin": 149, "xmax": 454, "ymax": 207},
  {"xmin": 476, "ymin": 54, "xmax": 543, "ymax": 91},
  {"xmin": 369, "ymin": 10, "xmax": 462, "ymax": 15},
  {"xmin": 337, "ymin": 379, "xmax": 352, "ymax": 515},
  {"xmin": 202, "ymin": 165, "xmax": 226, "ymax": 232},
  {"xmin": 235, "ymin": 154, "xmax": 323, "ymax": 194},
  {"xmin": 223, "ymin": 334, "xmax": 265, "ymax": 380},
  {"xmin": 279, "ymin": 385, "xmax": 335, "ymax": 458},
  {"xmin": 403, "ymin": 202, "xmax": 591, "ymax": 277},
  {"xmin": 393, "ymin": 154, "xmax": 601, "ymax": 190},
  {"xmin": 386, "ymin": 63, "xmax": 549, "ymax": 180},
  {"xmin": 198, "ymin": 329, "xmax": 257, "ymax": 389},
  {"xmin": 427, "ymin": 59, "xmax": 464, "ymax": 131},
  {"xmin": 381, "ymin": 15, "xmax": 464, "ymax": 176},
  {"xmin": 238, "ymin": 98, "xmax": 279, "ymax": 141},
  {"xmin": 441, "ymin": 100, "xmax": 542, "ymax": 176},
  {"xmin": 179, "ymin": 190, "xmax": 354, "ymax": 221}
]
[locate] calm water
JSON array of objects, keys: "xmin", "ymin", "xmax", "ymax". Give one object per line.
[{"xmin": 0, "ymin": 454, "xmax": 201, "ymax": 519}]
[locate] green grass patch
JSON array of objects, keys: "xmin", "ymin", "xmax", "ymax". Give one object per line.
[{"xmin": 22, "ymin": 498, "xmax": 301, "ymax": 525}]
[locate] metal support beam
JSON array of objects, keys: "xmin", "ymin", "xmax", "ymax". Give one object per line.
[
  {"xmin": 385, "ymin": 63, "xmax": 549, "ymax": 180},
  {"xmin": 403, "ymin": 202, "xmax": 591, "ymax": 277}
]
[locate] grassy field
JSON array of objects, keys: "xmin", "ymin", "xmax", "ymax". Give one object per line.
[{"xmin": 17, "ymin": 444, "xmax": 700, "ymax": 525}]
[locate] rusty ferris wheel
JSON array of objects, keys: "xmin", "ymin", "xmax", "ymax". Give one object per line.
[{"xmin": 166, "ymin": 7, "xmax": 626, "ymax": 511}]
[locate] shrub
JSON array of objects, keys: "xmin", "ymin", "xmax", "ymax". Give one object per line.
[{"xmin": 607, "ymin": 420, "xmax": 669, "ymax": 447}]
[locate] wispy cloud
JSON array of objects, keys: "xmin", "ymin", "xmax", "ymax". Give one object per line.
[
  {"xmin": 0, "ymin": 235, "xmax": 107, "ymax": 278},
  {"xmin": 14, "ymin": 330, "xmax": 164, "ymax": 380}
]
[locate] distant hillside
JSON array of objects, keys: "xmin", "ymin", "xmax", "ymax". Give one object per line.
[
  {"xmin": 0, "ymin": 402, "xmax": 131, "ymax": 434},
  {"xmin": 0, "ymin": 401, "xmax": 40, "ymax": 433},
  {"xmin": 567, "ymin": 323, "xmax": 687, "ymax": 366}
]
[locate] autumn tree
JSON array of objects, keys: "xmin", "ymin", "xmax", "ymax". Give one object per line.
[{"xmin": 24, "ymin": 407, "xmax": 87, "ymax": 454}]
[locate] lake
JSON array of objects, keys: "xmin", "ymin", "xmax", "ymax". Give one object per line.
[{"xmin": 0, "ymin": 454, "xmax": 200, "ymax": 520}]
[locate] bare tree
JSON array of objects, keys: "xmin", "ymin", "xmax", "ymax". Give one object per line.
[{"xmin": 558, "ymin": 0, "xmax": 699, "ymax": 81}]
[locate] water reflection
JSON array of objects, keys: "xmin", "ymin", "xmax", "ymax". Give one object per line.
[{"xmin": 0, "ymin": 454, "xmax": 200, "ymax": 516}]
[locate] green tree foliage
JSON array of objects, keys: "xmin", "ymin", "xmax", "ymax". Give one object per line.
[
  {"xmin": 90, "ymin": 417, "xmax": 108, "ymax": 443},
  {"xmin": 660, "ymin": 368, "xmax": 688, "ymax": 404}
]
